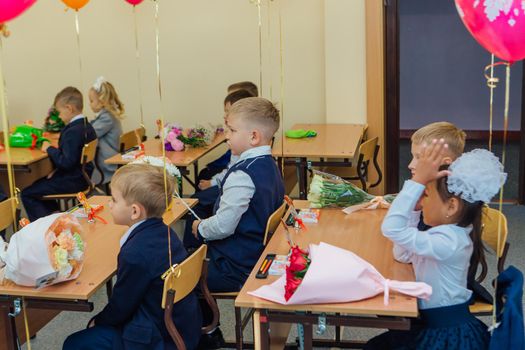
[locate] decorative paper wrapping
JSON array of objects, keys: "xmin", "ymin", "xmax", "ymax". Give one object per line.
[
  {"xmin": 0, "ymin": 213, "xmax": 86, "ymax": 287},
  {"xmin": 249, "ymin": 242, "xmax": 431, "ymax": 305}
]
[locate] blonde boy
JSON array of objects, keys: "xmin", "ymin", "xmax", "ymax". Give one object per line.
[
  {"xmin": 64, "ymin": 164, "xmax": 201, "ymax": 350},
  {"xmin": 409, "ymin": 121, "xmax": 466, "ymax": 178}
]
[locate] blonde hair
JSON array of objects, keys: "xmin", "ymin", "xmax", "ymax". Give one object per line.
[
  {"xmin": 111, "ymin": 163, "xmax": 174, "ymax": 218},
  {"xmin": 411, "ymin": 122, "xmax": 466, "ymax": 158},
  {"xmin": 228, "ymin": 97, "xmax": 280, "ymax": 141},
  {"xmin": 54, "ymin": 86, "xmax": 83, "ymax": 112},
  {"xmin": 92, "ymin": 81, "xmax": 125, "ymax": 120}
]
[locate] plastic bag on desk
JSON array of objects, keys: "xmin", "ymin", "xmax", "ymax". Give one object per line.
[{"xmin": 0, "ymin": 213, "xmax": 86, "ymax": 287}]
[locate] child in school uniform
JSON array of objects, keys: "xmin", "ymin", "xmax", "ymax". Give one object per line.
[
  {"xmin": 21, "ymin": 87, "xmax": 97, "ymax": 221},
  {"xmin": 183, "ymin": 88, "xmax": 254, "ymax": 249},
  {"xmin": 407, "ymin": 122, "xmax": 466, "ymax": 231},
  {"xmin": 365, "ymin": 141, "xmax": 505, "ymax": 350},
  {"xmin": 88, "ymin": 76, "xmax": 124, "ymax": 186},
  {"xmin": 191, "ymin": 97, "xmax": 284, "ymax": 347},
  {"xmin": 63, "ymin": 163, "xmax": 202, "ymax": 350}
]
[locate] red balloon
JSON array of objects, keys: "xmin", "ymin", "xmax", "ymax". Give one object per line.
[
  {"xmin": 455, "ymin": 0, "xmax": 525, "ymax": 63},
  {"xmin": 125, "ymin": 0, "xmax": 144, "ymax": 5},
  {"xmin": 0, "ymin": 0, "xmax": 36, "ymax": 23}
]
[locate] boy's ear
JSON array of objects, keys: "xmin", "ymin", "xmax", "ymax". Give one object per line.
[
  {"xmin": 130, "ymin": 203, "xmax": 146, "ymax": 220},
  {"xmin": 250, "ymin": 129, "xmax": 262, "ymax": 146},
  {"xmin": 442, "ymin": 156, "xmax": 453, "ymax": 165}
]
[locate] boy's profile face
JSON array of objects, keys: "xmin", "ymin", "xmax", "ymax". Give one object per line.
[
  {"xmin": 109, "ymin": 186, "xmax": 134, "ymax": 226},
  {"xmin": 409, "ymin": 141, "xmax": 454, "ymax": 178},
  {"xmin": 225, "ymin": 114, "xmax": 252, "ymax": 156},
  {"xmin": 55, "ymin": 101, "xmax": 77, "ymax": 124}
]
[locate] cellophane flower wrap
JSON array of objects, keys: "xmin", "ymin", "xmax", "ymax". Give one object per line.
[
  {"xmin": 308, "ymin": 170, "xmax": 396, "ymax": 210},
  {"xmin": 43, "ymin": 107, "xmax": 65, "ymax": 133},
  {"xmin": 249, "ymin": 242, "xmax": 432, "ymax": 305},
  {"xmin": 0, "ymin": 213, "xmax": 86, "ymax": 287},
  {"xmin": 285, "ymin": 246, "xmax": 311, "ymax": 301}
]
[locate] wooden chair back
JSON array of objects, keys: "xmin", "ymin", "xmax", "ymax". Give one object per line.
[
  {"xmin": 0, "ymin": 198, "xmax": 17, "ymax": 232},
  {"xmin": 119, "ymin": 127, "xmax": 146, "ymax": 152},
  {"xmin": 263, "ymin": 200, "xmax": 288, "ymax": 245},
  {"xmin": 162, "ymin": 245, "xmax": 219, "ymax": 350},
  {"xmin": 81, "ymin": 139, "xmax": 98, "ymax": 192}
]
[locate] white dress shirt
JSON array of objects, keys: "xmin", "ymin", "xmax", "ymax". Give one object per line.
[
  {"xmin": 198, "ymin": 145, "xmax": 272, "ymax": 241},
  {"xmin": 119, "ymin": 220, "xmax": 146, "ymax": 247},
  {"xmin": 382, "ymin": 180, "xmax": 473, "ymax": 309}
]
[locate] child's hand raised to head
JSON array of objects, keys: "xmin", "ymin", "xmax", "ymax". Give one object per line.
[{"xmin": 412, "ymin": 139, "xmax": 451, "ymax": 186}]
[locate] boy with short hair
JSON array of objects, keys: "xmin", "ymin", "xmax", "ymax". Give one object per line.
[
  {"xmin": 21, "ymin": 87, "xmax": 97, "ymax": 221},
  {"xmin": 192, "ymin": 97, "xmax": 284, "ymax": 292},
  {"xmin": 63, "ymin": 163, "xmax": 202, "ymax": 350}
]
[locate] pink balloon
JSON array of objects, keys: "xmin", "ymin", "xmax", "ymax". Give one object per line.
[
  {"xmin": 455, "ymin": 0, "xmax": 525, "ymax": 63},
  {"xmin": 0, "ymin": 0, "xmax": 36, "ymax": 23},
  {"xmin": 125, "ymin": 0, "xmax": 144, "ymax": 5}
]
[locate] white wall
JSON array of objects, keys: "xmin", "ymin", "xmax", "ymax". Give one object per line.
[{"xmin": 1, "ymin": 0, "xmax": 366, "ymax": 135}]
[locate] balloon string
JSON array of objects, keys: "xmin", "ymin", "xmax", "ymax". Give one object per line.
[
  {"xmin": 154, "ymin": 1, "xmax": 172, "ymax": 269},
  {"xmin": 256, "ymin": 0, "xmax": 263, "ymax": 95},
  {"xmin": 133, "ymin": 5, "xmax": 145, "ymax": 129},
  {"xmin": 0, "ymin": 38, "xmax": 18, "ymax": 229},
  {"xmin": 279, "ymin": 2, "xmax": 285, "ymax": 178},
  {"xmin": 491, "ymin": 62, "xmax": 510, "ymax": 331},
  {"xmin": 23, "ymin": 297, "xmax": 31, "ymax": 350},
  {"xmin": 74, "ymin": 11, "xmax": 84, "ymax": 91},
  {"xmin": 488, "ymin": 54, "xmax": 494, "ymax": 151},
  {"xmin": 267, "ymin": 0, "xmax": 272, "ymax": 101}
]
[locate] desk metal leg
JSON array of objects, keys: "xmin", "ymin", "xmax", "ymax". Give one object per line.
[
  {"xmin": 258, "ymin": 310, "xmax": 270, "ymax": 350},
  {"xmin": 193, "ymin": 162, "xmax": 199, "ymax": 189},
  {"xmin": 297, "ymin": 158, "xmax": 308, "ymax": 200},
  {"xmin": 302, "ymin": 321, "xmax": 313, "ymax": 350}
]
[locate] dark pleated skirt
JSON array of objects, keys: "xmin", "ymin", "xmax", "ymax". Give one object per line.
[{"xmin": 365, "ymin": 301, "xmax": 490, "ymax": 350}]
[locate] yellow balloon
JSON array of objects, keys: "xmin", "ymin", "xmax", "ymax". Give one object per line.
[{"xmin": 61, "ymin": 0, "xmax": 90, "ymax": 11}]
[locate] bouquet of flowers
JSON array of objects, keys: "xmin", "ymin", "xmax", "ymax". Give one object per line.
[
  {"xmin": 178, "ymin": 124, "xmax": 214, "ymax": 148},
  {"xmin": 161, "ymin": 123, "xmax": 185, "ymax": 152},
  {"xmin": 43, "ymin": 107, "xmax": 65, "ymax": 133},
  {"xmin": 285, "ymin": 245, "xmax": 311, "ymax": 301},
  {"xmin": 250, "ymin": 242, "xmax": 432, "ymax": 305},
  {"xmin": 308, "ymin": 170, "xmax": 396, "ymax": 212},
  {"xmin": 0, "ymin": 213, "xmax": 86, "ymax": 287}
]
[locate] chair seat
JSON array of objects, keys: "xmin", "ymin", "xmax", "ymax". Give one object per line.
[
  {"xmin": 41, "ymin": 188, "xmax": 90, "ymax": 200},
  {"xmin": 469, "ymin": 301, "xmax": 493, "ymax": 315}
]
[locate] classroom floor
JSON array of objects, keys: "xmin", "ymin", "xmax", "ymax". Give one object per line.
[{"xmin": 18, "ymin": 201, "xmax": 525, "ymax": 349}]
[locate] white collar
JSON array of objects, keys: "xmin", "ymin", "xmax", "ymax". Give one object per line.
[
  {"xmin": 119, "ymin": 219, "xmax": 146, "ymax": 247},
  {"xmin": 237, "ymin": 145, "xmax": 272, "ymax": 162},
  {"xmin": 70, "ymin": 114, "xmax": 85, "ymax": 123}
]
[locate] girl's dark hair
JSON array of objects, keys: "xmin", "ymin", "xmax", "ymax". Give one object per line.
[{"xmin": 436, "ymin": 165, "xmax": 486, "ymax": 284}]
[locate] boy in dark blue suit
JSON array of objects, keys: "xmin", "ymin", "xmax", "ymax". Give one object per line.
[
  {"xmin": 63, "ymin": 163, "xmax": 202, "ymax": 350},
  {"xmin": 191, "ymin": 97, "xmax": 284, "ymax": 347},
  {"xmin": 21, "ymin": 87, "xmax": 97, "ymax": 221}
]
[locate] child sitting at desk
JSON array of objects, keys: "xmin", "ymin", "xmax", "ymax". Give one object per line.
[
  {"xmin": 21, "ymin": 87, "xmax": 97, "ymax": 221},
  {"xmin": 88, "ymin": 76, "xmax": 124, "ymax": 186},
  {"xmin": 183, "ymin": 88, "xmax": 254, "ymax": 248},
  {"xmin": 191, "ymin": 97, "xmax": 284, "ymax": 347},
  {"xmin": 63, "ymin": 163, "xmax": 202, "ymax": 350},
  {"xmin": 366, "ymin": 141, "xmax": 505, "ymax": 350}
]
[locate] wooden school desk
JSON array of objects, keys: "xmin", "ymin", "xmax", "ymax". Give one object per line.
[
  {"xmin": 272, "ymin": 124, "xmax": 365, "ymax": 199},
  {"xmin": 0, "ymin": 133, "xmax": 59, "ymax": 192},
  {"xmin": 0, "ymin": 195, "xmax": 196, "ymax": 350},
  {"xmin": 104, "ymin": 134, "xmax": 227, "ymax": 194},
  {"xmin": 235, "ymin": 201, "xmax": 417, "ymax": 350}
]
